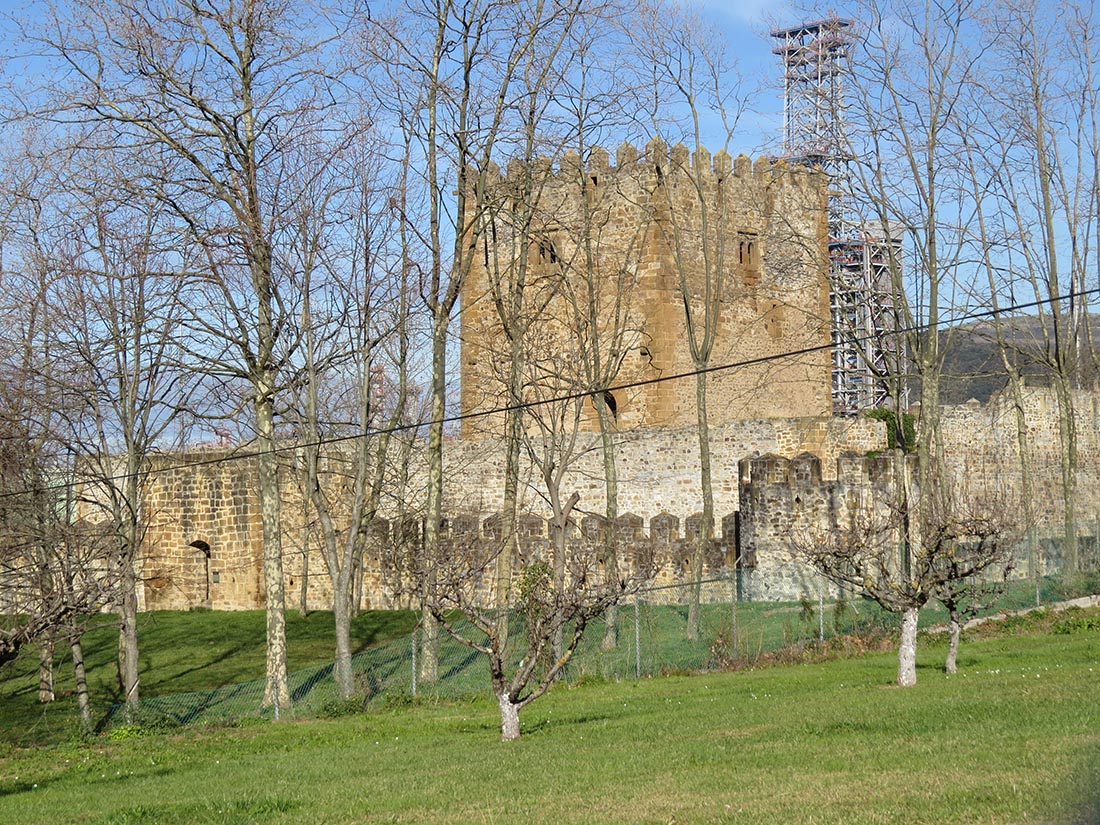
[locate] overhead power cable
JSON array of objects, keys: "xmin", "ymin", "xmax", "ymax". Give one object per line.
[{"xmin": 0, "ymin": 286, "xmax": 1095, "ymax": 500}]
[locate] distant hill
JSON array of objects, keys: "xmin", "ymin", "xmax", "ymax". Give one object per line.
[{"xmin": 936, "ymin": 313, "xmax": 1100, "ymax": 404}]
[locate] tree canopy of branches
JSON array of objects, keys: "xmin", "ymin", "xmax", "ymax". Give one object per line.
[
  {"xmin": 0, "ymin": 298, "xmax": 112, "ymax": 675},
  {"xmin": 14, "ymin": 0, "xmax": 372, "ymax": 711},
  {"xmin": 796, "ymin": 458, "xmax": 1019, "ymax": 686}
]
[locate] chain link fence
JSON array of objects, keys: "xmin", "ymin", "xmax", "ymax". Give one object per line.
[{"xmin": 101, "ymin": 570, "xmax": 1099, "ymax": 732}]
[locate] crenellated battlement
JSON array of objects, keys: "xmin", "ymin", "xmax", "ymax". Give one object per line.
[
  {"xmin": 482, "ymin": 139, "xmax": 821, "ymax": 199},
  {"xmin": 129, "ymin": 386, "xmax": 1100, "ymax": 612},
  {"xmin": 364, "ymin": 508, "xmax": 745, "ymax": 609}
]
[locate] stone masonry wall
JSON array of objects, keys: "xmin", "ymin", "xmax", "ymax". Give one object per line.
[
  {"xmin": 737, "ymin": 451, "xmax": 906, "ymax": 602},
  {"xmin": 141, "ymin": 451, "xmax": 262, "ymax": 611},
  {"xmin": 940, "ymin": 387, "xmax": 1100, "ymax": 533},
  {"xmin": 130, "ymin": 386, "xmax": 1100, "ymax": 610},
  {"xmin": 737, "ymin": 387, "xmax": 1100, "ymax": 601},
  {"xmin": 135, "ymin": 415, "xmax": 883, "ymax": 611},
  {"xmin": 442, "ymin": 415, "xmax": 884, "ymax": 518},
  {"xmin": 460, "ymin": 141, "xmax": 832, "ymax": 439}
]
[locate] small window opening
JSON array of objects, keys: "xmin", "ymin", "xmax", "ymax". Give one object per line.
[{"xmin": 738, "ymin": 232, "xmax": 760, "ymax": 267}]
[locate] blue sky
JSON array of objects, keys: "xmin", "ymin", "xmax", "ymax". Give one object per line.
[
  {"xmin": 699, "ymin": 0, "xmax": 800, "ymax": 154},
  {"xmin": 0, "ymin": 0, "xmax": 800, "ymax": 155}
]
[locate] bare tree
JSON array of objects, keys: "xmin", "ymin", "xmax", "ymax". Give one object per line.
[
  {"xmin": 550, "ymin": 13, "xmax": 651, "ymax": 648},
  {"xmin": 934, "ymin": 549, "xmax": 1014, "ymax": 675},
  {"xmin": 42, "ymin": 158, "xmax": 200, "ymax": 716},
  {"xmin": 17, "ymin": 0, "xmax": 370, "ymax": 712},
  {"xmin": 976, "ymin": 0, "xmax": 1098, "ymax": 574},
  {"xmin": 0, "ymin": 418, "xmax": 104, "ymax": 672},
  {"xmin": 847, "ymin": 0, "xmax": 989, "ymax": 478},
  {"xmin": 426, "ymin": 507, "xmax": 646, "ymax": 741},
  {"xmin": 833, "ymin": 3, "xmax": 1016, "ymax": 679},
  {"xmin": 629, "ymin": 1, "xmax": 749, "ymax": 640},
  {"xmin": 284, "ymin": 135, "xmax": 420, "ymax": 699},
  {"xmin": 0, "ymin": 252, "xmax": 113, "ymax": 688},
  {"xmin": 958, "ymin": 116, "xmax": 1043, "ymax": 601},
  {"xmin": 433, "ymin": 148, "xmax": 654, "ymax": 735},
  {"xmin": 553, "ymin": 170, "xmax": 647, "ymax": 650},
  {"xmin": 795, "ymin": 459, "xmax": 1019, "ymax": 686},
  {"xmin": 369, "ymin": 0, "xmax": 590, "ymax": 681}
]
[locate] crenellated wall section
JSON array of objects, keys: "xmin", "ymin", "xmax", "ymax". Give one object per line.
[
  {"xmin": 131, "ymin": 386, "xmax": 1100, "ymax": 610},
  {"xmin": 135, "ymin": 415, "xmax": 882, "ymax": 611},
  {"xmin": 736, "ymin": 386, "xmax": 1100, "ymax": 601}
]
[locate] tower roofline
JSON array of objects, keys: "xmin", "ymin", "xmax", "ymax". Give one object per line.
[{"xmin": 769, "ymin": 18, "xmax": 854, "ymax": 39}]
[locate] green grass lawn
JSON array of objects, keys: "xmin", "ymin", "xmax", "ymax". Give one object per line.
[
  {"xmin": 0, "ymin": 595, "xmax": 905, "ymax": 744},
  {"xmin": 0, "ymin": 620, "xmax": 1097, "ymax": 824},
  {"xmin": 0, "ymin": 609, "xmax": 417, "ymax": 746},
  {"xmin": 2, "ymin": 575, "xmax": 1095, "ymax": 747}
]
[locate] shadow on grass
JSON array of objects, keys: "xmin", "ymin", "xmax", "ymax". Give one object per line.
[
  {"xmin": 141, "ymin": 640, "xmax": 260, "ymax": 697},
  {"xmin": 1059, "ymin": 747, "xmax": 1100, "ymax": 824},
  {"xmin": 0, "ymin": 763, "xmax": 176, "ymax": 800}
]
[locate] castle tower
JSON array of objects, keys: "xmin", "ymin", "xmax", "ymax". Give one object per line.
[{"xmin": 459, "ymin": 140, "xmax": 833, "ymax": 437}]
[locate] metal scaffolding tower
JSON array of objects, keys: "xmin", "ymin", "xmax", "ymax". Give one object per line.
[
  {"xmin": 771, "ymin": 18, "xmax": 854, "ymax": 238},
  {"xmin": 771, "ymin": 18, "xmax": 901, "ymax": 415}
]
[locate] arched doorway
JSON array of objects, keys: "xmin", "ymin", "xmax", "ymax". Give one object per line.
[{"xmin": 190, "ymin": 540, "xmax": 212, "ymax": 606}]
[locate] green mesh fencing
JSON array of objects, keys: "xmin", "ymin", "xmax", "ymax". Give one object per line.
[{"xmin": 101, "ymin": 571, "xmax": 1097, "ymax": 732}]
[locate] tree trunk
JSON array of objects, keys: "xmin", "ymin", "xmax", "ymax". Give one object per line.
[
  {"xmin": 299, "ymin": 515, "xmax": 310, "ymax": 618},
  {"xmin": 1005, "ymin": 369, "xmax": 1038, "ymax": 595},
  {"xmin": 597, "ymin": 400, "xmax": 619, "ymax": 651},
  {"xmin": 687, "ymin": 368, "xmax": 713, "ymax": 641},
  {"xmin": 498, "ymin": 692, "xmax": 521, "ymax": 741},
  {"xmin": 1030, "ymin": 66, "xmax": 1078, "ymax": 576},
  {"xmin": 256, "ymin": 395, "xmax": 290, "ymax": 713},
  {"xmin": 117, "ymin": 463, "xmax": 142, "ymax": 713},
  {"xmin": 497, "ymin": 370, "xmax": 523, "ymax": 654},
  {"xmin": 38, "ymin": 640, "xmax": 54, "ymax": 703},
  {"xmin": 419, "ymin": 609, "xmax": 440, "ymax": 683},
  {"xmin": 420, "ymin": 319, "xmax": 448, "ymax": 683},
  {"xmin": 117, "ymin": 558, "xmax": 140, "ymax": 714},
  {"xmin": 945, "ymin": 610, "xmax": 960, "ymax": 675},
  {"xmin": 333, "ymin": 572, "xmax": 354, "ymax": 698},
  {"xmin": 71, "ymin": 635, "xmax": 90, "ymax": 726},
  {"xmin": 897, "ymin": 606, "xmax": 919, "ymax": 687},
  {"xmin": 1053, "ymin": 376, "xmax": 1079, "ymax": 573}
]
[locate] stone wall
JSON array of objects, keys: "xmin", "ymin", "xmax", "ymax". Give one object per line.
[
  {"xmin": 128, "ymin": 386, "xmax": 1100, "ymax": 611},
  {"xmin": 940, "ymin": 387, "xmax": 1100, "ymax": 535},
  {"xmin": 141, "ymin": 452, "xmax": 262, "ymax": 611},
  {"xmin": 135, "ymin": 415, "xmax": 883, "ymax": 611},
  {"xmin": 737, "ymin": 451, "xmax": 907, "ymax": 602},
  {"xmin": 443, "ymin": 415, "xmax": 883, "ymax": 518},
  {"xmin": 379, "ymin": 510, "xmax": 742, "ymax": 610},
  {"xmin": 736, "ymin": 387, "xmax": 1100, "ymax": 601}
]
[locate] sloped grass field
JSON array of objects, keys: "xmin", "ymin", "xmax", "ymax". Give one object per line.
[
  {"xmin": 0, "ymin": 609, "xmax": 418, "ymax": 746},
  {"xmin": 1, "ymin": 611, "xmax": 1098, "ymax": 824},
  {"xmin": 7, "ymin": 576, "xmax": 1092, "ymax": 744}
]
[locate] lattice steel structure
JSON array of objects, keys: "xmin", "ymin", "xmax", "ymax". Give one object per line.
[
  {"xmin": 828, "ymin": 230, "xmax": 903, "ymax": 413},
  {"xmin": 772, "ymin": 18, "xmax": 855, "ymax": 238},
  {"xmin": 772, "ymin": 18, "xmax": 900, "ymax": 414}
]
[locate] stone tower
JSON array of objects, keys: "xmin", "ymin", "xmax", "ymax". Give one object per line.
[{"xmin": 459, "ymin": 137, "xmax": 832, "ymax": 436}]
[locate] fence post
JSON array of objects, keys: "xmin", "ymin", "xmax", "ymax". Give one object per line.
[
  {"xmin": 411, "ymin": 628, "xmax": 417, "ymax": 697},
  {"xmin": 634, "ymin": 597, "xmax": 641, "ymax": 679},
  {"xmin": 1031, "ymin": 527, "xmax": 1041, "ymax": 607},
  {"xmin": 818, "ymin": 579, "xmax": 825, "ymax": 642},
  {"xmin": 730, "ymin": 571, "xmax": 739, "ymax": 658}
]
